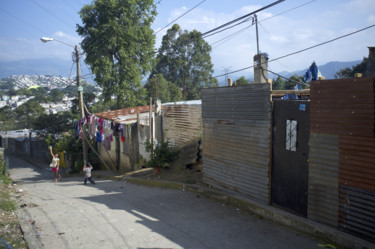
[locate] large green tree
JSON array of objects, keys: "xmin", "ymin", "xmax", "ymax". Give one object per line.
[
  {"xmin": 335, "ymin": 57, "xmax": 368, "ymax": 78},
  {"xmin": 15, "ymin": 100, "xmax": 45, "ymax": 128},
  {"xmin": 154, "ymin": 24, "xmax": 217, "ymax": 100},
  {"xmin": 236, "ymin": 76, "xmax": 251, "ymax": 86},
  {"xmin": 144, "ymin": 74, "xmax": 182, "ymax": 103},
  {"xmin": 77, "ymin": 0, "xmax": 157, "ymax": 108}
]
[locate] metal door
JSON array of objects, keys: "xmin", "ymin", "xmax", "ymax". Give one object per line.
[{"xmin": 272, "ymin": 100, "xmax": 310, "ymax": 216}]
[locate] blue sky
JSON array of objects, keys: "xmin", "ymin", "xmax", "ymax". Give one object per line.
[{"xmin": 0, "ymin": 0, "xmax": 374, "ymax": 82}]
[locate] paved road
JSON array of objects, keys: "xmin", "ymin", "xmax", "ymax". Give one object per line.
[{"xmin": 8, "ymin": 155, "xmax": 323, "ymax": 249}]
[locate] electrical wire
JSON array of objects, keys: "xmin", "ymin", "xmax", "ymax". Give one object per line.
[
  {"xmin": 212, "ymin": 25, "xmax": 253, "ymax": 49},
  {"xmin": 0, "ymin": 7, "xmax": 47, "ymax": 35},
  {"xmin": 208, "ymin": 0, "xmax": 317, "ymax": 50},
  {"xmin": 154, "ymin": 0, "xmax": 206, "ymax": 35},
  {"xmin": 212, "ymin": 24, "xmax": 375, "ymax": 78},
  {"xmin": 30, "ymin": 0, "xmax": 73, "ymax": 29},
  {"xmin": 264, "ymin": 67, "xmax": 309, "ymax": 86},
  {"xmin": 201, "ymin": 0, "xmax": 284, "ymax": 37},
  {"xmin": 202, "ymin": 17, "xmax": 252, "ymax": 39},
  {"xmin": 259, "ymin": 0, "xmax": 317, "ymax": 23}
]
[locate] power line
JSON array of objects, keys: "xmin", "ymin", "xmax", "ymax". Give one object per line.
[
  {"xmin": 268, "ymin": 24, "xmax": 375, "ymax": 63},
  {"xmin": 202, "ymin": 17, "xmax": 252, "ymax": 39},
  {"xmin": 154, "ymin": 0, "xmax": 206, "ymax": 35},
  {"xmin": 201, "ymin": 0, "xmax": 284, "ymax": 37},
  {"xmin": 30, "ymin": 0, "xmax": 73, "ymax": 29},
  {"xmin": 211, "ymin": 24, "xmax": 252, "ymax": 48},
  {"xmin": 0, "ymin": 7, "xmax": 47, "ymax": 35},
  {"xmin": 212, "ymin": 24, "xmax": 375, "ymax": 78},
  {"xmin": 264, "ymin": 68, "xmax": 309, "ymax": 86},
  {"xmin": 208, "ymin": 0, "xmax": 317, "ymax": 50},
  {"xmin": 259, "ymin": 0, "xmax": 317, "ymax": 23}
]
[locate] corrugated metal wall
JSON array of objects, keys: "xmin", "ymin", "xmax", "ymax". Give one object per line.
[
  {"xmin": 308, "ymin": 133, "xmax": 339, "ymax": 227},
  {"xmin": 162, "ymin": 103, "xmax": 202, "ymax": 165},
  {"xmin": 201, "ymin": 84, "xmax": 272, "ymax": 204},
  {"xmin": 309, "ymin": 77, "xmax": 375, "ymax": 242}
]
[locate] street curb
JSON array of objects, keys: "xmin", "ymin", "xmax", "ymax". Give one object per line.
[
  {"xmin": 125, "ymin": 177, "xmax": 373, "ymax": 249},
  {"xmin": 16, "ymin": 208, "xmax": 43, "ymax": 249}
]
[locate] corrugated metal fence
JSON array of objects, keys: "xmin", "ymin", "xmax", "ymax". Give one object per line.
[
  {"xmin": 309, "ymin": 77, "xmax": 375, "ymax": 242},
  {"xmin": 201, "ymin": 84, "xmax": 272, "ymax": 204},
  {"xmin": 162, "ymin": 103, "xmax": 202, "ymax": 165}
]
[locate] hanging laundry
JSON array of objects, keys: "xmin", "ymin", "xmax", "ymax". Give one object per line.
[
  {"xmin": 79, "ymin": 128, "xmax": 85, "ymax": 140},
  {"xmin": 121, "ymin": 128, "xmax": 125, "ymax": 142},
  {"xmin": 96, "ymin": 131, "xmax": 102, "ymax": 143},
  {"xmin": 97, "ymin": 118, "xmax": 104, "ymax": 134},
  {"xmin": 89, "ymin": 115, "xmax": 97, "ymax": 139}
]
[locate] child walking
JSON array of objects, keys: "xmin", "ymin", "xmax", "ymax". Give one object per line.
[
  {"xmin": 49, "ymin": 146, "xmax": 61, "ymax": 182},
  {"xmin": 83, "ymin": 162, "xmax": 95, "ymax": 185}
]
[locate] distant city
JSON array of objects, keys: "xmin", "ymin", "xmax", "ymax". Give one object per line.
[{"xmin": 0, "ymin": 74, "xmax": 102, "ymax": 114}]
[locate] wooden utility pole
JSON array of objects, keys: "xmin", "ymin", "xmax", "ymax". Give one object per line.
[{"xmin": 75, "ymin": 45, "xmax": 88, "ymax": 166}]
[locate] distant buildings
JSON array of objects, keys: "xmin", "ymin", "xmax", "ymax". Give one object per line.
[{"xmin": 1, "ymin": 75, "xmax": 102, "ymax": 114}]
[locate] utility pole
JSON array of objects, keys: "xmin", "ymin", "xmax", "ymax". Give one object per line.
[
  {"xmin": 254, "ymin": 14, "xmax": 260, "ymax": 55},
  {"xmin": 75, "ymin": 45, "xmax": 88, "ymax": 166}
]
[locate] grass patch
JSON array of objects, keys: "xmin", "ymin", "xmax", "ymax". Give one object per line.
[{"xmin": 0, "ymin": 175, "xmax": 27, "ymax": 249}]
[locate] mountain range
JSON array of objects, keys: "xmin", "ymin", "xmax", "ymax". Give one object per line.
[
  {"xmin": 278, "ymin": 60, "xmax": 362, "ymax": 79},
  {"xmin": 0, "ymin": 58, "xmax": 362, "ymax": 82}
]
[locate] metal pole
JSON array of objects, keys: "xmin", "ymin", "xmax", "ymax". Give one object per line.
[
  {"xmin": 255, "ymin": 14, "xmax": 260, "ymax": 55},
  {"xmin": 75, "ymin": 45, "xmax": 88, "ymax": 166}
]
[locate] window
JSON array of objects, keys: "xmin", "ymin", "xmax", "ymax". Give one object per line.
[{"xmin": 286, "ymin": 120, "xmax": 297, "ymax": 151}]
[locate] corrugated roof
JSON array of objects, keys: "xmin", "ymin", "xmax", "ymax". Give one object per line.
[{"xmin": 95, "ymin": 105, "xmax": 153, "ymax": 123}]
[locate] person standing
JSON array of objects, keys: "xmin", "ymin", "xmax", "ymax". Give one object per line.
[
  {"xmin": 83, "ymin": 162, "xmax": 95, "ymax": 185},
  {"xmin": 49, "ymin": 146, "xmax": 61, "ymax": 182}
]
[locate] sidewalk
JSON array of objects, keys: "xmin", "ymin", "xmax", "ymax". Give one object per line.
[{"xmin": 15, "ymin": 154, "xmax": 374, "ymax": 249}]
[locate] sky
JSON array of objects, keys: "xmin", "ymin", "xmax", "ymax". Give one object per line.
[{"xmin": 0, "ymin": 0, "xmax": 374, "ymax": 83}]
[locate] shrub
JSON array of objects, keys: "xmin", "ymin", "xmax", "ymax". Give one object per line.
[{"xmin": 144, "ymin": 140, "xmax": 179, "ymax": 168}]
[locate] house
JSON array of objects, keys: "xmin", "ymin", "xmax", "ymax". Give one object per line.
[{"xmin": 90, "ymin": 100, "xmax": 203, "ymax": 172}]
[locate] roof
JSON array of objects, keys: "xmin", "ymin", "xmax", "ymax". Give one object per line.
[
  {"xmin": 163, "ymin": 100, "xmax": 202, "ymax": 106},
  {"xmin": 95, "ymin": 105, "xmax": 153, "ymax": 123}
]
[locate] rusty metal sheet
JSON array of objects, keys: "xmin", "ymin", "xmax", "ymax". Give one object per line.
[
  {"xmin": 339, "ymin": 135, "xmax": 375, "ymax": 192},
  {"xmin": 201, "ymin": 84, "xmax": 271, "ymax": 204},
  {"xmin": 309, "ymin": 77, "xmax": 375, "ymax": 241},
  {"xmin": 308, "ymin": 133, "xmax": 339, "ymax": 227}
]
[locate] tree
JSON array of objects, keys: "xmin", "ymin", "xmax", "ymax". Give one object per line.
[
  {"xmin": 335, "ymin": 57, "xmax": 368, "ymax": 78},
  {"xmin": 0, "ymin": 78, "xmax": 15, "ymax": 91},
  {"xmin": 154, "ymin": 24, "xmax": 216, "ymax": 100},
  {"xmin": 236, "ymin": 76, "xmax": 250, "ymax": 86},
  {"xmin": 272, "ymin": 76, "xmax": 284, "ymax": 90},
  {"xmin": 284, "ymin": 75, "xmax": 304, "ymax": 90},
  {"xmin": 144, "ymin": 74, "xmax": 182, "ymax": 103},
  {"xmin": 49, "ymin": 89, "xmax": 65, "ymax": 103},
  {"xmin": 33, "ymin": 112, "xmax": 74, "ymax": 133},
  {"xmin": 77, "ymin": 0, "xmax": 157, "ymax": 108},
  {"xmin": 15, "ymin": 100, "xmax": 45, "ymax": 128}
]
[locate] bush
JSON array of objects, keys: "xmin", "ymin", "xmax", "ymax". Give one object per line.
[{"xmin": 144, "ymin": 140, "xmax": 179, "ymax": 168}]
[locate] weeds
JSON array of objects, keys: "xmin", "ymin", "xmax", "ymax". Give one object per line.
[{"xmin": 0, "ymin": 173, "xmax": 27, "ymax": 249}]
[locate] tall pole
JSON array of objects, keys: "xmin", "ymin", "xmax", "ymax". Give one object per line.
[
  {"xmin": 75, "ymin": 45, "xmax": 88, "ymax": 166},
  {"xmin": 254, "ymin": 14, "xmax": 260, "ymax": 55}
]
